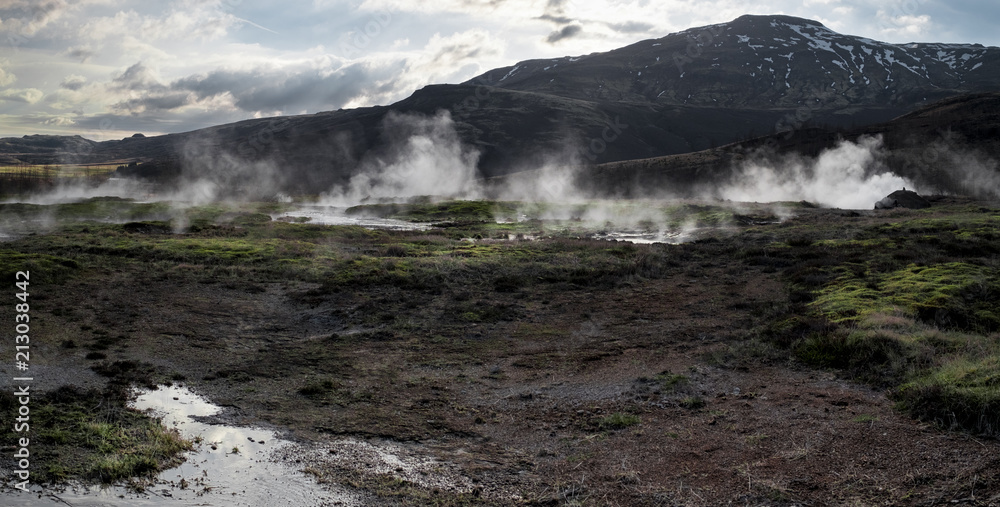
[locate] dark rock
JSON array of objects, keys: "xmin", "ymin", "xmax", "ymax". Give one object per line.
[{"xmin": 875, "ymin": 189, "xmax": 931, "ymax": 209}]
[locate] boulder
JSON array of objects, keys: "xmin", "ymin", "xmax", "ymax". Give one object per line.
[{"xmin": 875, "ymin": 189, "xmax": 931, "ymax": 210}]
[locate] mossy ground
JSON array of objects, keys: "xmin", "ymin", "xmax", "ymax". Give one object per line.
[
  {"xmin": 0, "ymin": 386, "xmax": 192, "ymax": 486},
  {"xmin": 752, "ymin": 203, "xmax": 1000, "ymax": 436},
  {"xmin": 2, "ymin": 195, "xmax": 999, "ymax": 503}
]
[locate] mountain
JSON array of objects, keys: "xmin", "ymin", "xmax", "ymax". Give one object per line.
[
  {"xmin": 469, "ymin": 15, "xmax": 998, "ymax": 109},
  {"xmin": 2, "ymin": 14, "xmax": 999, "ymax": 194}
]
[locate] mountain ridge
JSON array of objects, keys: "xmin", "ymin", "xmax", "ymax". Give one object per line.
[
  {"xmin": 2, "ymin": 14, "xmax": 998, "ymax": 195},
  {"xmin": 467, "ymin": 14, "xmax": 998, "ymax": 109}
]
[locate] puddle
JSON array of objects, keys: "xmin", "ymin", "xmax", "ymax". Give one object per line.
[
  {"xmin": 275, "ymin": 206, "xmax": 429, "ymax": 231},
  {"xmin": 1, "ymin": 385, "xmax": 359, "ymax": 506},
  {"xmin": 589, "ymin": 229, "xmax": 697, "ymax": 244}
]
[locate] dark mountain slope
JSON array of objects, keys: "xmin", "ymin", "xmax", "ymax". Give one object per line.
[
  {"xmin": 582, "ymin": 92, "xmax": 1000, "ymax": 198},
  {"xmin": 469, "ymin": 15, "xmax": 999, "ymax": 109}
]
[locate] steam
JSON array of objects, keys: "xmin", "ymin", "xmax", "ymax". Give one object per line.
[
  {"xmin": 491, "ymin": 155, "xmax": 587, "ymax": 203},
  {"xmin": 898, "ymin": 135, "xmax": 1000, "ymax": 199},
  {"xmin": 5, "ymin": 177, "xmax": 152, "ymax": 205},
  {"xmin": 715, "ymin": 135, "xmax": 913, "ymax": 209},
  {"xmin": 322, "ymin": 110, "xmax": 481, "ymax": 205},
  {"xmin": 174, "ymin": 140, "xmax": 286, "ymax": 204}
]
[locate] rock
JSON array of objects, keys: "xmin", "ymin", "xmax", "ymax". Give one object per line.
[{"xmin": 875, "ymin": 189, "xmax": 931, "ymax": 210}]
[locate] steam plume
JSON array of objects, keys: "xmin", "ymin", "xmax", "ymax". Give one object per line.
[
  {"xmin": 716, "ymin": 135, "xmax": 913, "ymax": 209},
  {"xmin": 322, "ymin": 110, "xmax": 481, "ymax": 205}
]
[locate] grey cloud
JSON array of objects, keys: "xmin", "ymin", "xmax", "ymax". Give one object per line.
[
  {"xmin": 538, "ymin": 13, "xmax": 573, "ymax": 24},
  {"xmin": 0, "ymin": 88, "xmax": 43, "ymax": 103},
  {"xmin": 112, "ymin": 63, "xmax": 168, "ymax": 92},
  {"xmin": 109, "ymin": 59, "xmax": 407, "ymax": 117},
  {"xmin": 546, "ymin": 0, "xmax": 568, "ymax": 11},
  {"xmin": 173, "ymin": 61, "xmax": 402, "ymax": 113},
  {"xmin": 112, "ymin": 92, "xmax": 192, "ymax": 114},
  {"xmin": 606, "ymin": 21, "xmax": 654, "ymax": 34},
  {"xmin": 546, "ymin": 24, "xmax": 582, "ymax": 43},
  {"xmin": 64, "ymin": 45, "xmax": 96, "ymax": 63},
  {"xmin": 538, "ymin": 0, "xmax": 574, "ymax": 26},
  {"xmin": 430, "ymin": 41, "xmax": 484, "ymax": 62},
  {"xmin": 0, "ymin": 0, "xmax": 68, "ymax": 35},
  {"xmin": 59, "ymin": 75, "xmax": 87, "ymax": 91}
]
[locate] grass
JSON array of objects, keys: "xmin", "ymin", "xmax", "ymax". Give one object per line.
[
  {"xmin": 679, "ymin": 396, "xmax": 706, "ymax": 410},
  {"xmin": 758, "ymin": 204, "xmax": 1000, "ymax": 436},
  {"xmin": 341, "ymin": 473, "xmax": 486, "ymax": 506},
  {"xmin": 598, "ymin": 412, "xmax": 641, "ymax": 430},
  {"xmin": 0, "ymin": 164, "xmax": 120, "ymax": 178},
  {"xmin": 655, "ymin": 372, "xmax": 689, "ymax": 390},
  {"xmin": 0, "ymin": 386, "xmax": 192, "ymax": 485}
]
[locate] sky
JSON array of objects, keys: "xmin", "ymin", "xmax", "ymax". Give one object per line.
[{"xmin": 0, "ymin": 0, "xmax": 996, "ymax": 140}]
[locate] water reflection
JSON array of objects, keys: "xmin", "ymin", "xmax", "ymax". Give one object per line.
[{"xmin": 1, "ymin": 385, "xmax": 356, "ymax": 506}]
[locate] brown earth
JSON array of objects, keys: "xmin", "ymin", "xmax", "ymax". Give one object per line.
[{"xmin": 16, "ymin": 210, "xmax": 1000, "ymax": 506}]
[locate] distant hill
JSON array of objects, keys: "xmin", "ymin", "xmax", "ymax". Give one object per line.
[
  {"xmin": 578, "ymin": 92, "xmax": 1000, "ymax": 198},
  {"xmin": 2, "ymin": 14, "xmax": 999, "ymax": 195}
]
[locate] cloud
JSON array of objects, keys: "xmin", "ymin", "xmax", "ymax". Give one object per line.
[
  {"xmin": 75, "ymin": 2, "xmax": 240, "ymax": 44},
  {"xmin": 63, "ymin": 45, "xmax": 97, "ymax": 62},
  {"xmin": 405, "ymin": 29, "xmax": 504, "ymax": 84},
  {"xmin": 605, "ymin": 20, "xmax": 654, "ymax": 34},
  {"xmin": 59, "ymin": 74, "xmax": 87, "ymax": 91},
  {"xmin": 876, "ymin": 11, "xmax": 933, "ymax": 39},
  {"xmin": 538, "ymin": 13, "xmax": 574, "ymax": 24},
  {"xmin": 546, "ymin": 24, "xmax": 582, "ymax": 43},
  {"xmin": 41, "ymin": 115, "xmax": 75, "ymax": 126},
  {"xmin": 111, "ymin": 62, "xmax": 168, "ymax": 92},
  {"xmin": 0, "ymin": 64, "xmax": 15, "ymax": 86},
  {"xmin": 0, "ymin": 88, "xmax": 44, "ymax": 103},
  {"xmin": 538, "ymin": 0, "xmax": 574, "ymax": 25},
  {"xmin": 0, "ymin": 0, "xmax": 70, "ymax": 36}
]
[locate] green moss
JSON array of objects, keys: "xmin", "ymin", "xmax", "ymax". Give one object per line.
[
  {"xmin": 0, "ymin": 250, "xmax": 78, "ymax": 284},
  {"xmin": 0, "ymin": 386, "xmax": 192, "ymax": 485},
  {"xmin": 896, "ymin": 355, "xmax": 1000, "ymax": 435},
  {"xmin": 882, "ymin": 263, "xmax": 986, "ymax": 308},
  {"xmin": 812, "ymin": 262, "xmax": 998, "ymax": 331}
]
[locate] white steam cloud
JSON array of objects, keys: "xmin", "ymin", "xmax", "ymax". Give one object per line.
[
  {"xmin": 717, "ymin": 135, "xmax": 914, "ymax": 209},
  {"xmin": 322, "ymin": 110, "xmax": 481, "ymax": 205},
  {"xmin": 5, "ymin": 178, "xmax": 153, "ymax": 205},
  {"xmin": 493, "ymin": 154, "xmax": 587, "ymax": 203},
  {"xmin": 910, "ymin": 137, "xmax": 1000, "ymax": 199}
]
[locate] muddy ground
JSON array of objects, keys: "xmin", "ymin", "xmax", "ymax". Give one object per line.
[{"xmin": 2, "ymin": 198, "xmax": 1000, "ymax": 505}]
